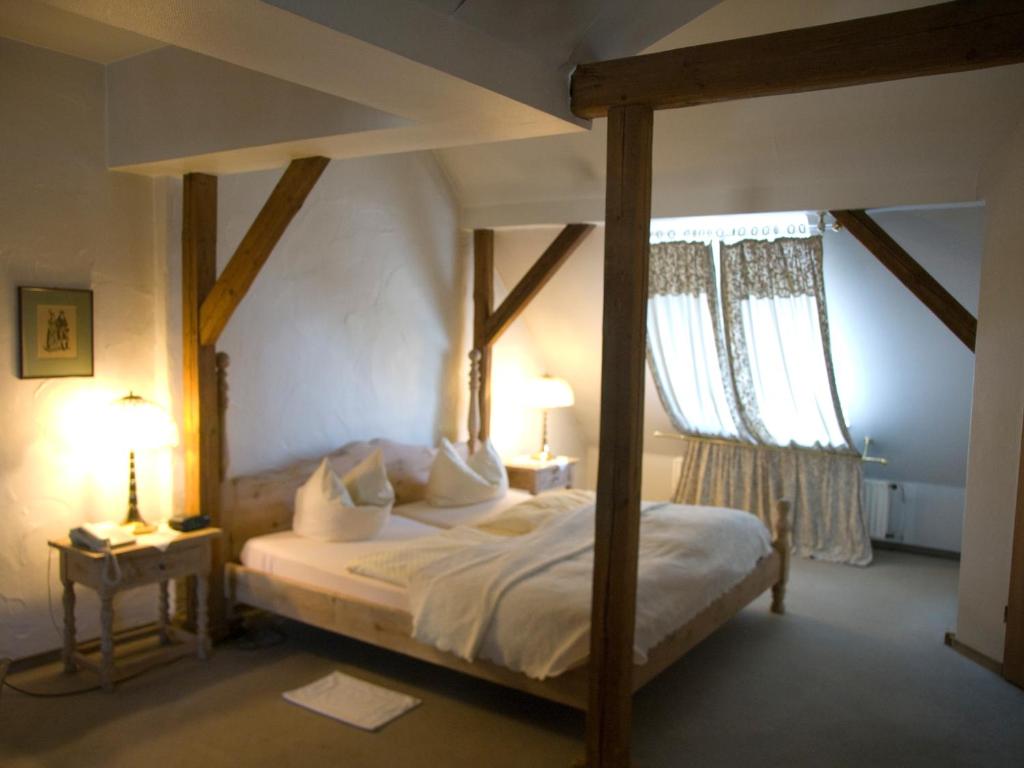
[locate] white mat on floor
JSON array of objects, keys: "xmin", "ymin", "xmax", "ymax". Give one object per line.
[{"xmin": 283, "ymin": 671, "xmax": 421, "ymax": 730}]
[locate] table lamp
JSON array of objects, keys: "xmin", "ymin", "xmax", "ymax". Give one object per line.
[
  {"xmin": 111, "ymin": 392, "xmax": 178, "ymax": 534},
  {"xmin": 526, "ymin": 375, "xmax": 574, "ymax": 462}
]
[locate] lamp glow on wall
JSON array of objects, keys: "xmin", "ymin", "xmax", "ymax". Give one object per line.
[
  {"xmin": 110, "ymin": 392, "xmax": 178, "ymax": 533},
  {"xmin": 526, "ymin": 375, "xmax": 574, "ymax": 461}
]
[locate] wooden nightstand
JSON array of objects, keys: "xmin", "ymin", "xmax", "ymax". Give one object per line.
[
  {"xmin": 47, "ymin": 527, "xmax": 220, "ymax": 691},
  {"xmin": 505, "ymin": 457, "xmax": 579, "ymax": 495}
]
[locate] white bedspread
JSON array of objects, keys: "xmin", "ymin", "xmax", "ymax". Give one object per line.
[{"xmin": 351, "ymin": 491, "xmax": 773, "ymax": 679}]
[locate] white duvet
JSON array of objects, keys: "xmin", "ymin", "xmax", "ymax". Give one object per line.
[{"xmin": 350, "ymin": 490, "xmax": 773, "ymax": 679}]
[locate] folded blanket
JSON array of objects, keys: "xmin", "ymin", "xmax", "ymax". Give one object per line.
[{"xmin": 350, "ymin": 490, "xmax": 772, "ymax": 679}]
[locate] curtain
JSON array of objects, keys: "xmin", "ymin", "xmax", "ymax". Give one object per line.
[
  {"xmin": 647, "ymin": 235, "xmax": 871, "ymax": 564},
  {"xmin": 675, "ymin": 438, "xmax": 870, "ymax": 566},
  {"xmin": 647, "ymin": 241, "xmax": 747, "ymax": 439},
  {"xmin": 720, "ymin": 237, "xmax": 854, "ymax": 449}
]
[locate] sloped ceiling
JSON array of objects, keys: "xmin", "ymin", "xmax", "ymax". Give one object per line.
[{"xmin": 439, "ymin": 0, "xmax": 1024, "ymax": 225}]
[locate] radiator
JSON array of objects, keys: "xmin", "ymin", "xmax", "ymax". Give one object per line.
[{"xmin": 863, "ymin": 479, "xmax": 893, "ymax": 540}]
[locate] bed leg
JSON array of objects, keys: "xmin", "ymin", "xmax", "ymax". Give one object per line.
[{"xmin": 770, "ymin": 499, "xmax": 791, "ymax": 615}]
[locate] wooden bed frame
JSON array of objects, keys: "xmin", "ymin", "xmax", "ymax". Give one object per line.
[
  {"xmin": 220, "ymin": 431, "xmax": 791, "ymax": 709},
  {"xmin": 176, "ymin": 3, "xmax": 1022, "ymax": 763}
]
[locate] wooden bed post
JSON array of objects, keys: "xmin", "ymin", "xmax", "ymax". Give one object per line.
[
  {"xmin": 472, "ymin": 229, "xmax": 494, "ymax": 449},
  {"xmin": 586, "ymin": 103, "xmax": 654, "ymax": 768},
  {"xmin": 469, "ymin": 224, "xmax": 593, "ymax": 453},
  {"xmin": 771, "ymin": 500, "xmax": 792, "ymax": 614},
  {"xmin": 182, "ymin": 172, "xmax": 224, "ymax": 630}
]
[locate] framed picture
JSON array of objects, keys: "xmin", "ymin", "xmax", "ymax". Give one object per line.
[{"xmin": 18, "ymin": 287, "xmax": 94, "ymax": 379}]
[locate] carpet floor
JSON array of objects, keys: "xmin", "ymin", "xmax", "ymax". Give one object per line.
[{"xmin": 1, "ymin": 550, "xmax": 1022, "ymax": 767}]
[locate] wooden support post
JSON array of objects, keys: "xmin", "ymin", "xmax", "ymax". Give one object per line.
[
  {"xmin": 484, "ymin": 223, "xmax": 595, "ymax": 345},
  {"xmin": 571, "ymin": 0, "xmax": 1024, "ymax": 118},
  {"xmin": 831, "ymin": 209, "xmax": 977, "ymax": 351},
  {"xmin": 586, "ymin": 104, "xmax": 654, "ymax": 768},
  {"xmin": 1005, "ymin": 410, "xmax": 1024, "ymax": 688},
  {"xmin": 473, "ymin": 229, "xmax": 494, "ymax": 441},
  {"xmin": 182, "ymin": 172, "xmax": 224, "ymax": 632},
  {"xmin": 199, "ymin": 157, "xmax": 329, "ymax": 346}
]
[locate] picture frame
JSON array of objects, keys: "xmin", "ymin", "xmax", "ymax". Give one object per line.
[{"xmin": 18, "ymin": 287, "xmax": 94, "ymax": 379}]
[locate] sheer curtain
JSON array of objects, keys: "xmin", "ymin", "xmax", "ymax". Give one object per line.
[
  {"xmin": 647, "ymin": 241, "xmax": 746, "ymax": 439},
  {"xmin": 720, "ymin": 237, "xmax": 854, "ymax": 449},
  {"xmin": 648, "ymin": 234, "xmax": 871, "ymax": 565}
]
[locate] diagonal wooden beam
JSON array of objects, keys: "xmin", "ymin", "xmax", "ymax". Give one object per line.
[
  {"xmin": 571, "ymin": 0, "xmax": 1024, "ymax": 118},
  {"xmin": 831, "ymin": 209, "xmax": 977, "ymax": 352},
  {"xmin": 199, "ymin": 156, "xmax": 329, "ymax": 345},
  {"xmin": 483, "ymin": 223, "xmax": 594, "ymax": 345}
]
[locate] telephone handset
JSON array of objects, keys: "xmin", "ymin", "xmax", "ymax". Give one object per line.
[
  {"xmin": 69, "ymin": 522, "xmax": 135, "ymax": 552},
  {"xmin": 68, "ymin": 523, "xmax": 135, "ymax": 587}
]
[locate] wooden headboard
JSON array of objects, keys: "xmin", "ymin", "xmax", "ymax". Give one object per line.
[{"xmin": 220, "ymin": 438, "xmax": 436, "ymax": 560}]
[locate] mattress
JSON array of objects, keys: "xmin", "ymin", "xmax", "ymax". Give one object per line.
[
  {"xmin": 393, "ymin": 488, "xmax": 533, "ymax": 529},
  {"xmin": 239, "ymin": 514, "xmax": 439, "ymax": 612}
]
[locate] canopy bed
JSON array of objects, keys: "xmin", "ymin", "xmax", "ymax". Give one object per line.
[
  {"xmin": 174, "ymin": 2, "xmax": 1023, "ymax": 765},
  {"xmin": 219, "ymin": 431, "xmax": 792, "ymax": 712}
]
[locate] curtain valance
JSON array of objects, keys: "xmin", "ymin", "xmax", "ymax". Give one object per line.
[{"xmin": 649, "ymin": 241, "xmax": 716, "ymax": 297}]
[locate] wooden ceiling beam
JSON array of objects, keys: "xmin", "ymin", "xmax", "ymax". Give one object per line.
[
  {"xmin": 484, "ymin": 223, "xmax": 594, "ymax": 345},
  {"xmin": 831, "ymin": 209, "xmax": 977, "ymax": 352},
  {"xmin": 571, "ymin": 0, "xmax": 1024, "ymax": 119},
  {"xmin": 199, "ymin": 156, "xmax": 329, "ymax": 346}
]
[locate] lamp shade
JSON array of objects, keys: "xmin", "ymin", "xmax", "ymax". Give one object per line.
[
  {"xmin": 526, "ymin": 375, "xmax": 575, "ymax": 410},
  {"xmin": 110, "ymin": 392, "xmax": 179, "ymax": 451}
]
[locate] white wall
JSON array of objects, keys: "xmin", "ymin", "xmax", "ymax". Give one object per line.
[
  {"xmin": 957, "ymin": 118, "xmax": 1024, "ymax": 662},
  {"xmin": 0, "ymin": 39, "xmax": 170, "ymax": 660},
  {"xmin": 884, "ymin": 482, "xmax": 966, "ymax": 554},
  {"xmin": 157, "ymin": 152, "xmax": 581, "ymax": 483},
  {"xmin": 0, "ymin": 41, "xmax": 578, "ymax": 660},
  {"xmin": 825, "ymin": 208, "xmax": 980, "ymax": 488}
]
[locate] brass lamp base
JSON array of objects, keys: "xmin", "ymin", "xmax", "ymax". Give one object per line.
[
  {"xmin": 122, "ymin": 449, "xmax": 156, "ymax": 534},
  {"xmin": 533, "ymin": 409, "xmax": 554, "ymax": 463},
  {"xmin": 122, "ymin": 518, "xmax": 156, "ymax": 535}
]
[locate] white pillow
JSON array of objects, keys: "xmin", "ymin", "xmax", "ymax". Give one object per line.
[
  {"xmin": 293, "ymin": 450, "xmax": 395, "ymax": 541},
  {"xmin": 426, "ymin": 438, "xmax": 508, "ymax": 507}
]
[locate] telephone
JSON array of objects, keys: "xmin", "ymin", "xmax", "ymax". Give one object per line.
[{"xmin": 69, "ymin": 522, "xmax": 136, "ymax": 552}]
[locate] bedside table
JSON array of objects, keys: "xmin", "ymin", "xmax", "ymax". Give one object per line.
[
  {"xmin": 505, "ymin": 457, "xmax": 579, "ymax": 495},
  {"xmin": 47, "ymin": 527, "xmax": 220, "ymax": 691}
]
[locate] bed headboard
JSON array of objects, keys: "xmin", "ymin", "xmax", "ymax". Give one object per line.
[{"xmin": 220, "ymin": 438, "xmax": 436, "ymax": 560}]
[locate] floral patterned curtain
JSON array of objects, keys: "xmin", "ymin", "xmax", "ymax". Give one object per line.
[{"xmin": 647, "ymin": 235, "xmax": 871, "ymax": 564}]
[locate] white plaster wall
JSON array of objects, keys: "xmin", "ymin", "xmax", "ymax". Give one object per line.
[
  {"xmin": 0, "ymin": 39, "xmax": 169, "ymax": 660},
  {"xmin": 826, "ymin": 208, "xmax": 980, "ymax": 488},
  {"xmin": 957, "ymin": 118, "xmax": 1024, "ymax": 662},
  {"xmin": 158, "ymin": 152, "xmax": 581, "ymax": 484},
  {"xmin": 887, "ymin": 482, "xmax": 966, "ymax": 554}
]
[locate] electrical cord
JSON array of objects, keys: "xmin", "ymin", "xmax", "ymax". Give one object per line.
[{"xmin": 1, "ymin": 652, "xmax": 188, "ymax": 699}]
